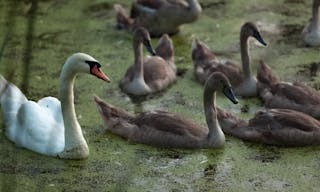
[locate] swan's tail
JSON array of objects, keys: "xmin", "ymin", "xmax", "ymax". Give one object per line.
[
  {"xmin": 0, "ymin": 75, "xmax": 27, "ymax": 125},
  {"xmin": 114, "ymin": 4, "xmax": 133, "ymax": 30},
  {"xmin": 0, "ymin": 75, "xmax": 8, "ymax": 98},
  {"xmin": 93, "ymin": 96, "xmax": 134, "ymax": 124},
  {"xmin": 191, "ymin": 38, "xmax": 217, "ymax": 66}
]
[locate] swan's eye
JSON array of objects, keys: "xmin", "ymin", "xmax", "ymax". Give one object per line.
[{"xmin": 85, "ymin": 60, "xmax": 101, "ymax": 68}]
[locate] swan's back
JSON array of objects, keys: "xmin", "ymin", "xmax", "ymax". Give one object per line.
[
  {"xmin": 257, "ymin": 62, "xmax": 320, "ymax": 119},
  {"xmin": 131, "ymin": 111, "xmax": 208, "ymax": 147},
  {"xmin": 143, "ymin": 56, "xmax": 176, "ymax": 90},
  {"xmin": 257, "ymin": 61, "xmax": 280, "ymax": 93},
  {"xmin": 94, "ymin": 96, "xmax": 208, "ymax": 148},
  {"xmin": 248, "ymin": 109, "xmax": 320, "ymax": 146},
  {"xmin": 191, "ymin": 39, "xmax": 244, "ymax": 86},
  {"xmin": 12, "ymin": 98, "xmax": 64, "ymax": 154},
  {"xmin": 0, "ymin": 76, "xmax": 64, "ymax": 155},
  {"xmin": 0, "ymin": 76, "xmax": 27, "ymax": 126},
  {"xmin": 218, "ymin": 107, "xmax": 320, "ymax": 147}
]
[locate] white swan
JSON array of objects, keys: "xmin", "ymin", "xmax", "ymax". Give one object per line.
[
  {"xmin": 302, "ymin": 0, "xmax": 320, "ymax": 46},
  {"xmin": 0, "ymin": 53, "xmax": 110, "ymax": 159}
]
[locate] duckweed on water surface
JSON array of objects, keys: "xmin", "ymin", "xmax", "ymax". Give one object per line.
[{"xmin": 0, "ymin": 0, "xmax": 320, "ymax": 191}]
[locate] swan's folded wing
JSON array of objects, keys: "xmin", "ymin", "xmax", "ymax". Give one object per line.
[
  {"xmin": 0, "ymin": 82, "xmax": 28, "ymax": 124},
  {"xmin": 250, "ymin": 109, "xmax": 320, "ymax": 146},
  {"xmin": 134, "ymin": 110, "xmax": 207, "ymax": 138},
  {"xmin": 272, "ymin": 82, "xmax": 320, "ymax": 105},
  {"xmin": 14, "ymin": 101, "xmax": 63, "ymax": 147},
  {"xmin": 38, "ymin": 96, "xmax": 63, "ymax": 123},
  {"xmin": 131, "ymin": 0, "xmax": 161, "ymax": 18},
  {"xmin": 267, "ymin": 109, "xmax": 320, "ymax": 132}
]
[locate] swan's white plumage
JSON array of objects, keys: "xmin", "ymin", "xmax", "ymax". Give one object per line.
[
  {"xmin": 0, "ymin": 77, "xmax": 64, "ymax": 156},
  {"xmin": 0, "ymin": 77, "xmax": 64, "ymax": 155},
  {"xmin": 0, "ymin": 53, "xmax": 109, "ymax": 158}
]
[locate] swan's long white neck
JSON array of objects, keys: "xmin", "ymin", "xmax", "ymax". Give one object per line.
[
  {"xmin": 59, "ymin": 63, "xmax": 88, "ymax": 154},
  {"xmin": 203, "ymin": 84, "xmax": 225, "ymax": 147},
  {"xmin": 311, "ymin": 0, "xmax": 320, "ymax": 31}
]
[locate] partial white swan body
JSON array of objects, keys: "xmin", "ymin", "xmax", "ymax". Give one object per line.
[
  {"xmin": 302, "ymin": 0, "xmax": 320, "ymax": 46},
  {"xmin": 0, "ymin": 53, "xmax": 110, "ymax": 159}
]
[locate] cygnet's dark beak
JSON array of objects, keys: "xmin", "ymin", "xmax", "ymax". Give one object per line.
[
  {"xmin": 223, "ymin": 86, "xmax": 238, "ymax": 104},
  {"xmin": 143, "ymin": 40, "xmax": 157, "ymax": 56},
  {"xmin": 253, "ymin": 30, "xmax": 267, "ymax": 46}
]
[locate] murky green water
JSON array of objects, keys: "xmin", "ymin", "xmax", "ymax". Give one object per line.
[{"xmin": 0, "ymin": 0, "xmax": 320, "ymax": 191}]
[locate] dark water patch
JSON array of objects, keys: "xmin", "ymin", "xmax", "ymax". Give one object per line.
[
  {"xmin": 65, "ymin": 159, "xmax": 88, "ymax": 171},
  {"xmin": 163, "ymin": 91, "xmax": 186, "ymax": 106},
  {"xmin": 46, "ymin": 0, "xmax": 68, "ymax": 10},
  {"xmin": 134, "ymin": 148, "xmax": 153, "ymax": 160},
  {"xmin": 27, "ymin": 85, "xmax": 58, "ymax": 101},
  {"xmin": 21, "ymin": 0, "xmax": 38, "ymax": 94},
  {"xmin": 273, "ymin": 2, "xmax": 307, "ymax": 17},
  {"xmin": 200, "ymin": 0, "xmax": 226, "ymax": 18},
  {"xmin": 92, "ymin": 124, "xmax": 108, "ymax": 136},
  {"xmin": 69, "ymin": 174, "xmax": 115, "ymax": 191},
  {"xmin": 203, "ymin": 163, "xmax": 217, "ymax": 181},
  {"xmin": 0, "ymin": 0, "xmax": 19, "ymax": 182},
  {"xmin": 88, "ymin": 160, "xmax": 114, "ymax": 173},
  {"xmin": 238, "ymin": 98, "xmax": 263, "ymax": 115},
  {"xmin": 200, "ymin": 0, "xmax": 225, "ymax": 9},
  {"xmin": 0, "ymin": 162, "xmax": 64, "ymax": 176},
  {"xmin": 144, "ymin": 168, "xmax": 162, "ymax": 178},
  {"xmin": 283, "ymin": 0, "xmax": 306, "ymax": 4},
  {"xmin": 297, "ymin": 62, "xmax": 320, "ymax": 79},
  {"xmin": 74, "ymin": 86, "xmax": 87, "ymax": 104},
  {"xmin": 214, "ymin": 49, "xmax": 238, "ymax": 58},
  {"xmin": 158, "ymin": 148, "xmax": 187, "ymax": 159},
  {"xmin": 127, "ymin": 90, "xmax": 166, "ymax": 103},
  {"xmin": 247, "ymin": 145, "xmax": 281, "ymax": 163},
  {"xmin": 104, "ymin": 87, "xmax": 125, "ymax": 101},
  {"xmin": 206, "ymin": 148, "xmax": 224, "ymax": 158},
  {"xmin": 241, "ymin": 104, "xmax": 249, "ymax": 113},
  {"xmin": 122, "ymin": 87, "xmax": 175, "ymax": 111},
  {"xmin": 296, "ymin": 62, "xmax": 320, "ymax": 89},
  {"xmin": 36, "ymin": 30, "xmax": 70, "ymax": 45},
  {"xmin": 277, "ymin": 24, "xmax": 304, "ymax": 46},
  {"xmin": 50, "ymin": 70, "xmax": 62, "ymax": 78},
  {"xmin": 176, "ymin": 68, "xmax": 188, "ymax": 77},
  {"xmin": 84, "ymin": 2, "xmax": 113, "ymax": 18}
]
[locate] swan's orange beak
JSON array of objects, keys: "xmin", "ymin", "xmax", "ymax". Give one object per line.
[{"xmin": 90, "ymin": 65, "xmax": 111, "ymax": 82}]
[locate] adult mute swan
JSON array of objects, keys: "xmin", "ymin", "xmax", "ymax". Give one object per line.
[
  {"xmin": 0, "ymin": 53, "xmax": 110, "ymax": 159},
  {"xmin": 95, "ymin": 72, "xmax": 238, "ymax": 148}
]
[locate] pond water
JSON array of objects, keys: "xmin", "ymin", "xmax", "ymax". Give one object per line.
[{"xmin": 0, "ymin": 0, "xmax": 320, "ymax": 191}]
